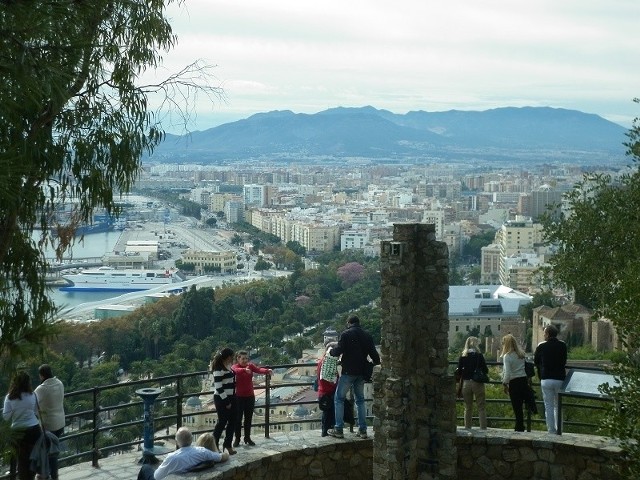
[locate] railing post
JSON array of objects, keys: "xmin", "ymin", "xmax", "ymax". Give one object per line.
[
  {"xmin": 176, "ymin": 376, "xmax": 183, "ymax": 429},
  {"xmin": 264, "ymin": 374, "xmax": 271, "ymax": 439},
  {"xmin": 92, "ymin": 388, "xmax": 100, "ymax": 468}
]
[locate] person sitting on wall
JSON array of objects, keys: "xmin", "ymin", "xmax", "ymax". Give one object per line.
[{"xmin": 137, "ymin": 427, "xmax": 229, "ymax": 480}]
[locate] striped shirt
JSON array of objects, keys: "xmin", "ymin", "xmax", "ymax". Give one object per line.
[{"xmin": 213, "ymin": 368, "xmax": 235, "ymax": 404}]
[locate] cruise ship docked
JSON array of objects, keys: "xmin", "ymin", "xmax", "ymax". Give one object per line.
[{"xmin": 60, "ymin": 267, "xmax": 183, "ymax": 292}]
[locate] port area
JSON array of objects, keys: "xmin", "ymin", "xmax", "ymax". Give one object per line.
[
  {"xmin": 54, "ymin": 273, "xmax": 269, "ymax": 322},
  {"xmin": 53, "ymin": 219, "xmax": 290, "ymax": 322}
]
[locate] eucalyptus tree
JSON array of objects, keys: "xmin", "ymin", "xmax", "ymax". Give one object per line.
[{"xmin": 0, "ymin": 0, "xmax": 221, "ymax": 366}]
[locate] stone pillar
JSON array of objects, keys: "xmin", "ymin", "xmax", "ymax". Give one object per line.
[{"xmin": 373, "ymin": 223, "xmax": 456, "ymax": 480}]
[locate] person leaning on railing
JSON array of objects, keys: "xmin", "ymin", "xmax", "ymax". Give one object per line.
[
  {"xmin": 534, "ymin": 324, "xmax": 567, "ymax": 434},
  {"xmin": 210, "ymin": 348, "xmax": 238, "ymax": 455},
  {"xmin": 34, "ymin": 364, "xmax": 65, "ymax": 480},
  {"xmin": 231, "ymin": 350, "xmax": 272, "ymax": 447}
]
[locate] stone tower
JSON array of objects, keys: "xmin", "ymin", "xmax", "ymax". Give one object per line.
[{"xmin": 373, "ymin": 223, "xmax": 457, "ymax": 480}]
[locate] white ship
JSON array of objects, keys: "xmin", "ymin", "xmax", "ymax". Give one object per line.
[{"xmin": 60, "ymin": 266, "xmax": 183, "ymax": 292}]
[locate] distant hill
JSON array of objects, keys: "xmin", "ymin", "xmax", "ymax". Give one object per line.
[{"xmin": 150, "ymin": 106, "xmax": 628, "ymax": 164}]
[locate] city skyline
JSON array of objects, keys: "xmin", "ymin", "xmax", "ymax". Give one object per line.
[{"xmin": 145, "ymin": 0, "xmax": 639, "ymax": 133}]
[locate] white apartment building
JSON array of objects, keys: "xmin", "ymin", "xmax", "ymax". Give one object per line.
[
  {"xmin": 249, "ymin": 208, "xmax": 283, "ymax": 232},
  {"xmin": 422, "ymin": 210, "xmax": 445, "ymax": 239},
  {"xmin": 290, "ymin": 222, "xmax": 340, "ymax": 252},
  {"xmin": 341, "ymin": 230, "xmax": 370, "ymax": 251},
  {"xmin": 224, "ymin": 200, "xmax": 245, "ymax": 224},
  {"xmin": 243, "ymin": 184, "xmax": 267, "ymax": 207},
  {"xmin": 503, "ymin": 253, "xmax": 546, "ymax": 294}
]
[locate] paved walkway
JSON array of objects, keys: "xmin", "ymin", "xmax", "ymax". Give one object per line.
[{"xmin": 60, "ymin": 430, "xmax": 355, "ymax": 480}]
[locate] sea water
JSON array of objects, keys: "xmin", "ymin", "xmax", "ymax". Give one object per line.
[{"xmin": 40, "ymin": 231, "xmax": 125, "ymax": 312}]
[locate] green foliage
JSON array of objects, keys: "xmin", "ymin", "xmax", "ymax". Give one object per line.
[
  {"xmin": 568, "ymin": 345, "xmax": 617, "ymax": 361},
  {"xmin": 205, "ymin": 217, "xmax": 217, "ymax": 227},
  {"xmin": 462, "ymin": 230, "xmax": 497, "ymax": 262},
  {"xmin": 253, "ymin": 257, "xmax": 272, "ymax": 271},
  {"xmin": 286, "ymin": 241, "xmax": 306, "ymax": 256},
  {"xmin": 262, "ymin": 245, "xmax": 303, "ymax": 270},
  {"xmin": 519, "ymin": 291, "xmax": 558, "ymax": 350},
  {"xmin": 0, "ymin": 0, "xmax": 221, "ymax": 367},
  {"xmin": 173, "ymin": 286, "xmax": 214, "ymax": 340},
  {"xmin": 175, "ymin": 260, "xmax": 196, "ymax": 272},
  {"xmin": 233, "ymin": 221, "xmax": 280, "ymax": 246},
  {"xmin": 449, "ymin": 254, "xmax": 465, "ymax": 285},
  {"xmin": 541, "ymin": 98, "xmax": 640, "ymax": 478}
]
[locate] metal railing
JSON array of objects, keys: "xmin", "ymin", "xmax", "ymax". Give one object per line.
[
  {"xmin": 451, "ymin": 361, "xmax": 611, "ymax": 433},
  {"xmin": 0, "ymin": 361, "xmax": 611, "ymax": 479}
]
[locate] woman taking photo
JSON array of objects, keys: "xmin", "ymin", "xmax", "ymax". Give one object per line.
[
  {"xmin": 456, "ymin": 336, "xmax": 488, "ymax": 430},
  {"xmin": 3, "ymin": 371, "xmax": 41, "ymax": 480},
  {"xmin": 501, "ymin": 334, "xmax": 529, "ymax": 432},
  {"xmin": 211, "ymin": 348, "xmax": 237, "ymax": 455}
]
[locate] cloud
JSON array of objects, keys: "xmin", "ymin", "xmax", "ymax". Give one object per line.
[{"xmin": 153, "ymin": 0, "xmax": 639, "ymax": 131}]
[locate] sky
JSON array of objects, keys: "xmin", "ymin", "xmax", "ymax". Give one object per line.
[{"xmin": 146, "ymin": 0, "xmax": 640, "ymax": 133}]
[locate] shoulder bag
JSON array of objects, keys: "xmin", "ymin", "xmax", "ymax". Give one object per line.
[
  {"xmin": 471, "ymin": 354, "xmax": 490, "ymax": 383},
  {"xmin": 524, "ymin": 360, "xmax": 536, "ymax": 378}
]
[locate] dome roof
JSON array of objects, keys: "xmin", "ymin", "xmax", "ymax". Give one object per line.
[
  {"xmin": 185, "ymin": 396, "xmax": 202, "ymax": 408},
  {"xmin": 293, "ymin": 405, "xmax": 310, "ymax": 417}
]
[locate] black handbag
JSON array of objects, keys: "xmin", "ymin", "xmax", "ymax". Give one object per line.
[
  {"xmin": 472, "ymin": 354, "xmax": 489, "ymax": 383},
  {"xmin": 318, "ymin": 394, "xmax": 334, "ymax": 411},
  {"xmin": 525, "ymin": 361, "xmax": 536, "ymax": 378}
]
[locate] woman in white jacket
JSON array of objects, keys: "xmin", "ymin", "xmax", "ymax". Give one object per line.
[
  {"xmin": 3, "ymin": 371, "xmax": 41, "ymax": 480},
  {"xmin": 34, "ymin": 364, "xmax": 65, "ymax": 480}
]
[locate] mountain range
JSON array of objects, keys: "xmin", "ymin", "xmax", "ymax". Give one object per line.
[{"xmin": 150, "ymin": 106, "xmax": 629, "ymax": 165}]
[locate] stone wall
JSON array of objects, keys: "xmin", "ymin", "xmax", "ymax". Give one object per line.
[
  {"xmin": 176, "ymin": 431, "xmax": 627, "ymax": 480},
  {"xmin": 375, "ymin": 223, "xmax": 456, "ymax": 479},
  {"xmin": 186, "ymin": 436, "xmax": 373, "ymax": 480},
  {"xmin": 456, "ymin": 430, "xmax": 627, "ymax": 480}
]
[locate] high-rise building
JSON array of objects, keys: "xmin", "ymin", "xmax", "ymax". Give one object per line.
[
  {"xmin": 530, "ymin": 186, "xmax": 564, "ymax": 220},
  {"xmin": 497, "ymin": 219, "xmax": 544, "ymax": 286},
  {"xmin": 243, "ymin": 184, "xmax": 267, "ymax": 207}
]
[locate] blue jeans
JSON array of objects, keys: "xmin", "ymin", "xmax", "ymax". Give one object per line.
[{"xmin": 334, "ymin": 374, "xmax": 367, "ymax": 432}]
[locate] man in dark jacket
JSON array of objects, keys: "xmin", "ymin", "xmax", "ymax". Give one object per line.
[
  {"xmin": 327, "ymin": 315, "xmax": 380, "ymax": 439},
  {"xmin": 534, "ymin": 324, "xmax": 567, "ymax": 434}
]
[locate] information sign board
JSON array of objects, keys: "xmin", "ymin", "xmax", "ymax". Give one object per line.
[{"xmin": 556, "ymin": 369, "xmax": 617, "ymax": 435}]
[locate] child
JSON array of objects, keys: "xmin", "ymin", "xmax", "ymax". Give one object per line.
[
  {"xmin": 211, "ymin": 348, "xmax": 237, "ymax": 454},
  {"xmin": 231, "ymin": 350, "xmax": 272, "ymax": 446},
  {"xmin": 317, "ymin": 341, "xmax": 339, "ymax": 436}
]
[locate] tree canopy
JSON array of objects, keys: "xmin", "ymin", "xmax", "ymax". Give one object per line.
[
  {"xmin": 0, "ymin": 0, "xmax": 220, "ymax": 367},
  {"xmin": 541, "ymin": 98, "xmax": 640, "ymax": 477}
]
